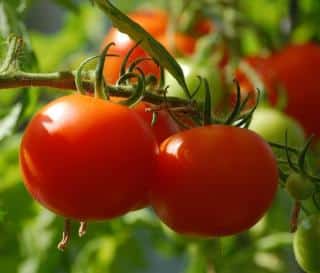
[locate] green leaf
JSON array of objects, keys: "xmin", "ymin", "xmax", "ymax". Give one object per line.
[
  {"xmin": 16, "ymin": 88, "xmax": 39, "ymax": 123},
  {"xmin": 0, "ymin": 0, "xmax": 33, "ymax": 14},
  {"xmin": 0, "ymin": 2, "xmax": 38, "ymax": 71},
  {"xmin": 94, "ymin": 0, "xmax": 190, "ymax": 98},
  {"xmin": 0, "ymin": 2, "xmax": 23, "ymax": 37},
  {"xmin": 0, "ymin": 103, "xmax": 22, "ymax": 141}
]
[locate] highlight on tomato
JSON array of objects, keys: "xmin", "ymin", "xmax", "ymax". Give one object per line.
[
  {"xmin": 20, "ymin": 94, "xmax": 159, "ymax": 221},
  {"xmin": 102, "ymin": 9, "xmax": 214, "ymax": 84},
  {"xmin": 150, "ymin": 125, "xmax": 279, "ymax": 237}
]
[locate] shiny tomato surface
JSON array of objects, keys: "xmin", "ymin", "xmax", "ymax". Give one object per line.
[
  {"xmin": 150, "ymin": 125, "xmax": 278, "ymax": 237},
  {"xmin": 271, "ymin": 43, "xmax": 320, "ymax": 137},
  {"xmin": 20, "ymin": 94, "xmax": 159, "ymax": 221}
]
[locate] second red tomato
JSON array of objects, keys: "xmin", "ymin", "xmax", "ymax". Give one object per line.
[{"xmin": 150, "ymin": 125, "xmax": 279, "ymax": 237}]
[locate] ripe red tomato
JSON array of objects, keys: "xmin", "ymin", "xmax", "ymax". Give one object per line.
[
  {"xmin": 20, "ymin": 94, "xmax": 159, "ymax": 221},
  {"xmin": 271, "ymin": 43, "xmax": 320, "ymax": 137},
  {"xmin": 150, "ymin": 125, "xmax": 278, "ymax": 237},
  {"xmin": 102, "ymin": 9, "xmax": 214, "ymax": 84},
  {"xmin": 109, "ymin": 97, "xmax": 180, "ymax": 144}
]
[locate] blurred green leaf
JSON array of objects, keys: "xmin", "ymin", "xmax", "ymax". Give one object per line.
[
  {"xmin": 184, "ymin": 244, "xmax": 206, "ymax": 273},
  {"xmin": 17, "ymin": 88, "xmax": 39, "ymax": 124},
  {"xmin": 255, "ymin": 233, "xmax": 292, "ymax": 251},
  {"xmin": 0, "ymin": 103, "xmax": 22, "ymax": 141},
  {"xmin": 0, "ymin": 2, "xmax": 37, "ymax": 70},
  {"xmin": 0, "ymin": 210, "xmax": 6, "ymax": 222}
]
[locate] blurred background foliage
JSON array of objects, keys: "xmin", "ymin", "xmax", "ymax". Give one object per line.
[{"xmin": 0, "ymin": 0, "xmax": 320, "ymax": 272}]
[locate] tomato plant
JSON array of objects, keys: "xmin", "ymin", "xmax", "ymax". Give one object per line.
[
  {"xmin": 20, "ymin": 94, "xmax": 159, "ymax": 220},
  {"xmin": 2, "ymin": 0, "xmax": 320, "ymax": 271},
  {"xmin": 293, "ymin": 214, "xmax": 320, "ymax": 273},
  {"xmin": 150, "ymin": 125, "xmax": 279, "ymax": 237}
]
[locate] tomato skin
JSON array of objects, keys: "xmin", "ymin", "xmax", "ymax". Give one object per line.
[
  {"xmin": 156, "ymin": 32, "xmax": 197, "ymax": 56},
  {"xmin": 20, "ymin": 94, "xmax": 159, "ymax": 221},
  {"xmin": 294, "ymin": 214, "xmax": 320, "ymax": 273},
  {"xmin": 271, "ymin": 43, "xmax": 320, "ymax": 138},
  {"xmin": 150, "ymin": 125, "xmax": 278, "ymax": 237}
]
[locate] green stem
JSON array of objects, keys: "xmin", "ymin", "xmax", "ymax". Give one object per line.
[{"xmin": 0, "ymin": 70, "xmax": 192, "ymax": 107}]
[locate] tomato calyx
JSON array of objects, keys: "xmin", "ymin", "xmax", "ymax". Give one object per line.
[{"xmin": 270, "ymin": 132, "xmax": 320, "ymax": 232}]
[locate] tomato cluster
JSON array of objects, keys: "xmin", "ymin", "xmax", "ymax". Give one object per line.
[
  {"xmin": 19, "ymin": 8, "xmax": 320, "ymax": 261},
  {"xmin": 20, "ymin": 90, "xmax": 279, "ymax": 239}
]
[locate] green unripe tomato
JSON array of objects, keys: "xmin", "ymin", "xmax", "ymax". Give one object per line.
[
  {"xmin": 165, "ymin": 58, "xmax": 223, "ymax": 108},
  {"xmin": 294, "ymin": 214, "xmax": 320, "ymax": 273},
  {"xmin": 286, "ymin": 173, "xmax": 315, "ymax": 201},
  {"xmin": 249, "ymin": 107, "xmax": 305, "ymax": 148}
]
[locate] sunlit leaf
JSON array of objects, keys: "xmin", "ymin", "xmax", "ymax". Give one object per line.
[{"xmin": 0, "ymin": 103, "xmax": 22, "ymax": 141}]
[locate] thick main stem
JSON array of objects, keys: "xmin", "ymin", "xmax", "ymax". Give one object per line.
[
  {"xmin": 0, "ymin": 71, "xmax": 191, "ymax": 107},
  {"xmin": 0, "ymin": 71, "xmax": 88, "ymax": 90}
]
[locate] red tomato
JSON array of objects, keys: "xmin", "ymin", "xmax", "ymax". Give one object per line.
[
  {"xmin": 20, "ymin": 94, "xmax": 159, "ymax": 221},
  {"xmin": 102, "ymin": 28, "xmax": 161, "ymax": 84},
  {"xmin": 271, "ymin": 43, "xmax": 320, "ymax": 137},
  {"xmin": 110, "ymin": 97, "xmax": 180, "ymax": 144},
  {"xmin": 102, "ymin": 9, "xmax": 214, "ymax": 84},
  {"xmin": 150, "ymin": 125, "xmax": 278, "ymax": 237},
  {"xmin": 193, "ymin": 19, "xmax": 215, "ymax": 36},
  {"xmin": 156, "ymin": 32, "xmax": 198, "ymax": 56}
]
